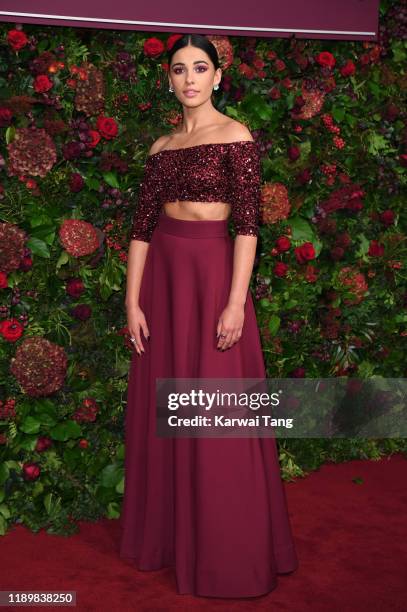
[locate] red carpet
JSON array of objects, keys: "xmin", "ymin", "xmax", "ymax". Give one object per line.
[{"xmin": 1, "ymin": 452, "xmax": 406, "ymax": 611}]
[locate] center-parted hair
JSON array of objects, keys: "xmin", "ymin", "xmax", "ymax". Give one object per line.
[{"xmin": 167, "ymin": 34, "xmax": 220, "ymax": 71}]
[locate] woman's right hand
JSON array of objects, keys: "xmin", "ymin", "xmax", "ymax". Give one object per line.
[{"xmin": 126, "ymin": 304, "xmax": 150, "ymax": 355}]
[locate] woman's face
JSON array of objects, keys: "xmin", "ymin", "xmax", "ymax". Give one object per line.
[{"xmin": 169, "ymin": 44, "xmax": 221, "ymax": 105}]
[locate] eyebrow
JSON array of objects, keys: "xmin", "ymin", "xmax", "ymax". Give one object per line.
[{"xmin": 171, "ymin": 60, "xmax": 209, "ymax": 67}]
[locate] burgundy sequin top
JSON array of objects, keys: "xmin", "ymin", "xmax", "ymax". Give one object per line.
[{"xmin": 129, "ymin": 140, "xmax": 262, "ymax": 243}]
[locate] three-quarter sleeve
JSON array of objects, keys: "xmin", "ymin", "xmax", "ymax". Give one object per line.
[
  {"xmin": 227, "ymin": 141, "xmax": 262, "ymax": 237},
  {"xmin": 129, "ymin": 156, "xmax": 162, "ymax": 243}
]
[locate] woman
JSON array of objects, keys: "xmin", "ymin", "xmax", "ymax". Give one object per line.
[{"xmin": 120, "ymin": 33, "xmax": 299, "ymax": 598}]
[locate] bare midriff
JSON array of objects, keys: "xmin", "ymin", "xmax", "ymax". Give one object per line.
[{"xmin": 163, "ymin": 200, "xmax": 232, "ymax": 221}]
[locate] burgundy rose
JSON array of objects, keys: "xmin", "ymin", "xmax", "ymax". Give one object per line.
[
  {"xmin": 294, "ymin": 242, "xmax": 316, "ymax": 264},
  {"xmin": 290, "ymin": 367, "xmax": 306, "ymax": 378},
  {"xmin": 66, "ymin": 278, "xmax": 85, "ymax": 298},
  {"xmin": 69, "ymin": 173, "xmax": 85, "ymax": 193},
  {"xmin": 35, "ymin": 436, "xmax": 53, "ymax": 452},
  {"xmin": 296, "ymin": 168, "xmax": 311, "ymax": 184},
  {"xmin": 288, "ymin": 145, "xmax": 301, "ymax": 161},
  {"xmin": 19, "ymin": 256, "xmax": 33, "ymax": 271},
  {"xmin": 379, "ymin": 210, "xmax": 395, "ymax": 226},
  {"xmin": 330, "ymin": 246, "xmax": 345, "ymax": 261},
  {"xmin": 23, "ymin": 462, "xmax": 41, "ymax": 481},
  {"xmin": 368, "ymin": 240, "xmax": 385, "ymax": 257},
  {"xmin": 335, "ymin": 232, "xmax": 351, "ymax": 249},
  {"xmin": 274, "ymin": 262, "xmax": 289, "ymax": 277},
  {"xmin": 62, "ymin": 141, "xmax": 82, "ymax": 161},
  {"xmin": 0, "ymin": 107, "xmax": 13, "ymax": 127},
  {"xmin": 275, "ymin": 236, "xmax": 291, "ymax": 252},
  {"xmin": 71, "ymin": 304, "xmax": 92, "ymax": 321}
]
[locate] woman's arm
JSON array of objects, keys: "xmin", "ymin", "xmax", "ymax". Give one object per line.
[
  {"xmin": 227, "ymin": 234, "xmax": 257, "ymax": 308},
  {"xmin": 216, "ymin": 133, "xmax": 261, "ymax": 350},
  {"xmin": 125, "ymin": 138, "xmax": 166, "ymax": 353}
]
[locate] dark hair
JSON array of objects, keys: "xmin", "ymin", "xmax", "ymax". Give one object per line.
[{"xmin": 167, "ymin": 34, "xmax": 220, "ymax": 71}]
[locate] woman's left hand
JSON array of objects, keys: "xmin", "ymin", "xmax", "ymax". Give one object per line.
[{"xmin": 216, "ymin": 303, "xmax": 245, "ymax": 350}]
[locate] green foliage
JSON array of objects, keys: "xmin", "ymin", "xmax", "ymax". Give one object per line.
[{"xmin": 0, "ymin": 6, "xmax": 406, "ymax": 538}]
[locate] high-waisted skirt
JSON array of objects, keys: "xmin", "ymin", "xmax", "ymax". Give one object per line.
[{"xmin": 119, "ymin": 211, "xmax": 299, "ymax": 598}]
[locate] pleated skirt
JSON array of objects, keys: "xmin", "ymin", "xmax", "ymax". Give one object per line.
[{"xmin": 119, "ymin": 211, "xmax": 299, "ymax": 598}]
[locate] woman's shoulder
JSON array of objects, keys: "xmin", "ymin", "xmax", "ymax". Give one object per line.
[
  {"xmin": 147, "ymin": 134, "xmax": 174, "ymax": 157},
  {"xmin": 147, "ymin": 120, "xmax": 254, "ymax": 156}
]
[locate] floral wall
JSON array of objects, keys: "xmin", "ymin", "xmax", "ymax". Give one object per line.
[{"xmin": 0, "ymin": 0, "xmax": 406, "ymax": 535}]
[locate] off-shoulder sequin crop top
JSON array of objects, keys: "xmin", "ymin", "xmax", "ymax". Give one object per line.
[{"xmin": 129, "ymin": 140, "xmax": 262, "ymax": 243}]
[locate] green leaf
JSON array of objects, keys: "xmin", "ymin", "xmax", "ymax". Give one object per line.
[
  {"xmin": 268, "ymin": 315, "xmax": 281, "ymax": 336},
  {"xmin": 0, "ymin": 503, "xmax": 11, "ymax": 519},
  {"xmin": 5, "ymin": 125, "xmax": 16, "ymax": 144},
  {"xmin": 331, "ymin": 107, "xmax": 345, "ymax": 122},
  {"xmin": 19, "ymin": 435, "xmax": 40, "ymax": 451},
  {"xmin": 0, "ymin": 464, "xmax": 9, "ymax": 486},
  {"xmin": 50, "ymin": 420, "xmax": 82, "ymax": 441},
  {"xmin": 56, "ymin": 250, "xmax": 69, "ymax": 270},
  {"xmin": 100, "ymin": 464, "xmax": 124, "ymax": 488},
  {"xmin": 106, "ymin": 501, "xmax": 121, "ymax": 519},
  {"xmin": 26, "ymin": 237, "xmax": 50, "ymax": 259},
  {"xmin": 85, "ymin": 176, "xmax": 100, "ymax": 191},
  {"xmin": 20, "ymin": 416, "xmax": 41, "ymax": 434},
  {"xmin": 103, "ymin": 172, "xmax": 120, "ymax": 189},
  {"xmin": 116, "ymin": 476, "xmax": 124, "ymax": 494},
  {"xmin": 289, "ymin": 216, "xmax": 316, "ymax": 242}
]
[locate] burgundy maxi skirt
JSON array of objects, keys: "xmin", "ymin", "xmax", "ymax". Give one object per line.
[{"xmin": 119, "ymin": 211, "xmax": 299, "ymax": 598}]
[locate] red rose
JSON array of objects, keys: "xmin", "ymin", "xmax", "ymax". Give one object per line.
[
  {"xmin": 23, "ymin": 462, "xmax": 41, "ymax": 481},
  {"xmin": 379, "ymin": 210, "xmax": 395, "ymax": 226},
  {"xmin": 166, "ymin": 34, "xmax": 183, "ymax": 51},
  {"xmin": 335, "ymin": 232, "xmax": 351, "ymax": 249},
  {"xmin": 19, "ymin": 256, "xmax": 33, "ymax": 271},
  {"xmin": 315, "ymin": 52, "xmax": 336, "ymax": 69},
  {"xmin": 0, "ymin": 272, "xmax": 8, "ymax": 288},
  {"xmin": 33, "ymin": 75, "xmax": 53, "ymax": 93},
  {"xmin": 71, "ymin": 304, "xmax": 92, "ymax": 321},
  {"xmin": 368, "ymin": 240, "xmax": 385, "ymax": 257},
  {"xmin": 79, "ymin": 439, "xmax": 89, "ymax": 448},
  {"xmin": 0, "ymin": 107, "xmax": 13, "ymax": 127},
  {"xmin": 340, "ymin": 60, "xmax": 356, "ymax": 77},
  {"xmin": 275, "ymin": 236, "xmax": 291, "ymax": 252},
  {"xmin": 0, "ymin": 318, "xmax": 24, "ymax": 342},
  {"xmin": 294, "ymin": 242, "xmax": 316, "ymax": 264},
  {"xmin": 96, "ymin": 116, "xmax": 118, "ymax": 140},
  {"xmin": 7, "ymin": 29, "xmax": 28, "ymax": 51},
  {"xmin": 87, "ymin": 130, "xmax": 101, "ymax": 148},
  {"xmin": 66, "ymin": 277, "xmax": 85, "ymax": 298},
  {"xmin": 290, "ymin": 367, "xmax": 306, "ymax": 378},
  {"xmin": 330, "ymin": 246, "xmax": 345, "ymax": 260},
  {"xmin": 69, "ymin": 173, "xmax": 85, "ymax": 193},
  {"xmin": 274, "ymin": 59, "xmax": 286, "ymax": 72},
  {"xmin": 35, "ymin": 436, "xmax": 53, "ymax": 452},
  {"xmin": 304, "ymin": 264, "xmax": 319, "ymax": 283},
  {"xmin": 274, "ymin": 262, "xmax": 289, "ymax": 277},
  {"xmin": 288, "ymin": 145, "xmax": 301, "ymax": 161},
  {"xmin": 143, "ymin": 37, "xmax": 165, "ymax": 58},
  {"xmin": 399, "ymin": 154, "xmax": 407, "ymax": 168}
]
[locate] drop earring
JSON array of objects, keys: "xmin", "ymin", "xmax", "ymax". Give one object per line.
[
  {"xmin": 169, "ymin": 85, "xmax": 174, "ymax": 92},
  {"xmin": 213, "ymin": 83, "xmax": 219, "ymax": 91}
]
